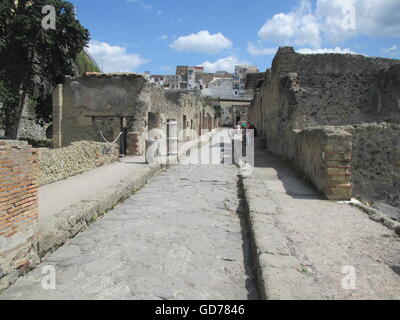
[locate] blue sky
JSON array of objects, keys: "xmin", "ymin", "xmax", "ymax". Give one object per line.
[{"xmin": 70, "ymin": 0, "xmax": 400, "ymax": 74}]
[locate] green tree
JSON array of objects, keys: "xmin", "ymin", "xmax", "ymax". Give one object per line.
[
  {"xmin": 0, "ymin": 0, "xmax": 90, "ymax": 138},
  {"xmin": 75, "ymin": 51, "xmax": 101, "ymax": 75}
]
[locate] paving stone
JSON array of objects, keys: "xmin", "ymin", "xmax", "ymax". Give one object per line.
[{"xmin": 0, "ymin": 136, "xmax": 259, "ymax": 300}]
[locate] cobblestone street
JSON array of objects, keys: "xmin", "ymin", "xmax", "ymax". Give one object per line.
[{"xmin": 1, "ymin": 158, "xmax": 259, "ymax": 300}]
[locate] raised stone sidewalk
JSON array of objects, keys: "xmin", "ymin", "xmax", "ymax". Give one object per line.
[{"xmin": 242, "ymin": 148, "xmax": 400, "ymax": 300}]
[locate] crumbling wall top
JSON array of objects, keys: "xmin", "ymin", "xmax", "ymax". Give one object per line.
[{"xmin": 272, "ymin": 46, "xmax": 400, "ymax": 76}]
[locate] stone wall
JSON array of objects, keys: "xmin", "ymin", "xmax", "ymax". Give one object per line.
[
  {"xmin": 245, "ymin": 72, "xmax": 265, "ymax": 91},
  {"xmin": 37, "ymin": 141, "xmax": 119, "ymax": 186},
  {"xmin": 248, "ymin": 70, "xmax": 270, "ymax": 137},
  {"xmin": 271, "ymin": 46, "xmax": 399, "ymax": 78},
  {"xmin": 18, "ymin": 101, "xmax": 48, "ymax": 141},
  {"xmin": 253, "ymin": 48, "xmax": 399, "ymax": 144},
  {"xmin": 0, "ymin": 140, "xmax": 39, "ymax": 291},
  {"xmin": 248, "ymin": 47, "xmax": 400, "ymax": 202},
  {"xmin": 345, "ymin": 122, "xmax": 400, "ymax": 207},
  {"xmin": 377, "ymin": 64, "xmax": 400, "ymax": 119}
]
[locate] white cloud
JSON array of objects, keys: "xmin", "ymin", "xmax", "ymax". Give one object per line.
[
  {"xmin": 317, "ymin": 0, "xmax": 400, "ymax": 41},
  {"xmin": 382, "ymin": 45, "xmax": 399, "ymax": 55},
  {"xmin": 170, "ymin": 30, "xmax": 233, "ymax": 54},
  {"xmin": 247, "ymin": 42, "xmax": 277, "ymax": 56},
  {"xmin": 258, "ymin": 0, "xmax": 321, "ymax": 48},
  {"xmin": 87, "ymin": 40, "xmax": 149, "ymax": 73},
  {"xmin": 199, "ymin": 56, "xmax": 250, "ymax": 73},
  {"xmin": 257, "ymin": 0, "xmax": 400, "ymax": 48},
  {"xmin": 297, "ymin": 47, "xmax": 357, "ymax": 54},
  {"xmin": 355, "ymin": 0, "xmax": 400, "ymax": 37},
  {"xmin": 315, "ymin": 0, "xmax": 358, "ymax": 43}
]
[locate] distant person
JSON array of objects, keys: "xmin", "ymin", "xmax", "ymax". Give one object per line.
[{"xmin": 249, "ymin": 123, "xmax": 258, "ymax": 137}]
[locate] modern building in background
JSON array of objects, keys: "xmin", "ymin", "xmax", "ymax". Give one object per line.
[
  {"xmin": 148, "ymin": 64, "xmax": 259, "ymax": 127},
  {"xmin": 149, "ymin": 65, "xmax": 258, "ymax": 96}
]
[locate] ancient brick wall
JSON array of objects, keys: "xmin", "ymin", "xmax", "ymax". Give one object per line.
[
  {"xmin": 292, "ymin": 127, "xmax": 352, "ymax": 200},
  {"xmin": 126, "ymin": 133, "xmax": 142, "ymax": 156},
  {"xmin": 0, "ymin": 140, "xmax": 39, "ymax": 290},
  {"xmin": 37, "ymin": 141, "xmax": 119, "ymax": 186}
]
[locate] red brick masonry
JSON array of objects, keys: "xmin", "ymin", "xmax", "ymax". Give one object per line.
[{"xmin": 0, "ymin": 141, "xmax": 38, "ymax": 239}]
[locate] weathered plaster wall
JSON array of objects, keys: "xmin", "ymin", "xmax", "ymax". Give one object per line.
[
  {"xmin": 54, "ymin": 73, "xmax": 149, "ymax": 148},
  {"xmin": 53, "ymin": 73, "xmax": 217, "ymax": 154},
  {"xmin": 37, "ymin": 141, "xmax": 119, "ymax": 186}
]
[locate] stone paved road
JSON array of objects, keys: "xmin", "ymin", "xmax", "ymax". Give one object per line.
[{"xmin": 1, "ymin": 161, "xmax": 259, "ymax": 300}]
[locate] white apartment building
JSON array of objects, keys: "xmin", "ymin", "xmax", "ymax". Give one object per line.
[
  {"xmin": 233, "ymin": 65, "xmax": 259, "ymax": 95},
  {"xmin": 201, "ymin": 78, "xmax": 234, "ymax": 99},
  {"xmin": 149, "ymin": 64, "xmax": 258, "ymax": 98}
]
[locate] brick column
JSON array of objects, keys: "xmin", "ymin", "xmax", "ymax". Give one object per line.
[
  {"xmin": 322, "ymin": 133, "xmax": 353, "ymax": 200},
  {"xmin": 126, "ymin": 132, "xmax": 143, "ymax": 156},
  {"xmin": 0, "ymin": 141, "xmax": 39, "ymax": 290}
]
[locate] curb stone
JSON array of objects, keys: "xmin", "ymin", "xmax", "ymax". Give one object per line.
[
  {"xmin": 239, "ymin": 176, "xmax": 316, "ymax": 300},
  {"xmin": 349, "ymin": 202, "xmax": 400, "ymax": 235}
]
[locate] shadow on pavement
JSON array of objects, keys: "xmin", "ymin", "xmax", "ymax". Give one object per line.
[{"xmin": 253, "ymin": 147, "xmax": 325, "ymax": 201}]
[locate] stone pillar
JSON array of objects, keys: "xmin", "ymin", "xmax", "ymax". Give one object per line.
[
  {"xmin": 0, "ymin": 140, "xmax": 39, "ymax": 290},
  {"xmin": 52, "ymin": 84, "xmax": 63, "ymax": 148},
  {"xmin": 145, "ymin": 139, "xmax": 158, "ymax": 164}
]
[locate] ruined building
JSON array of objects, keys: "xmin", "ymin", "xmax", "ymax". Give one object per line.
[
  {"xmin": 248, "ymin": 47, "xmax": 400, "ymax": 206},
  {"xmin": 53, "ymin": 72, "xmax": 218, "ymax": 155}
]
